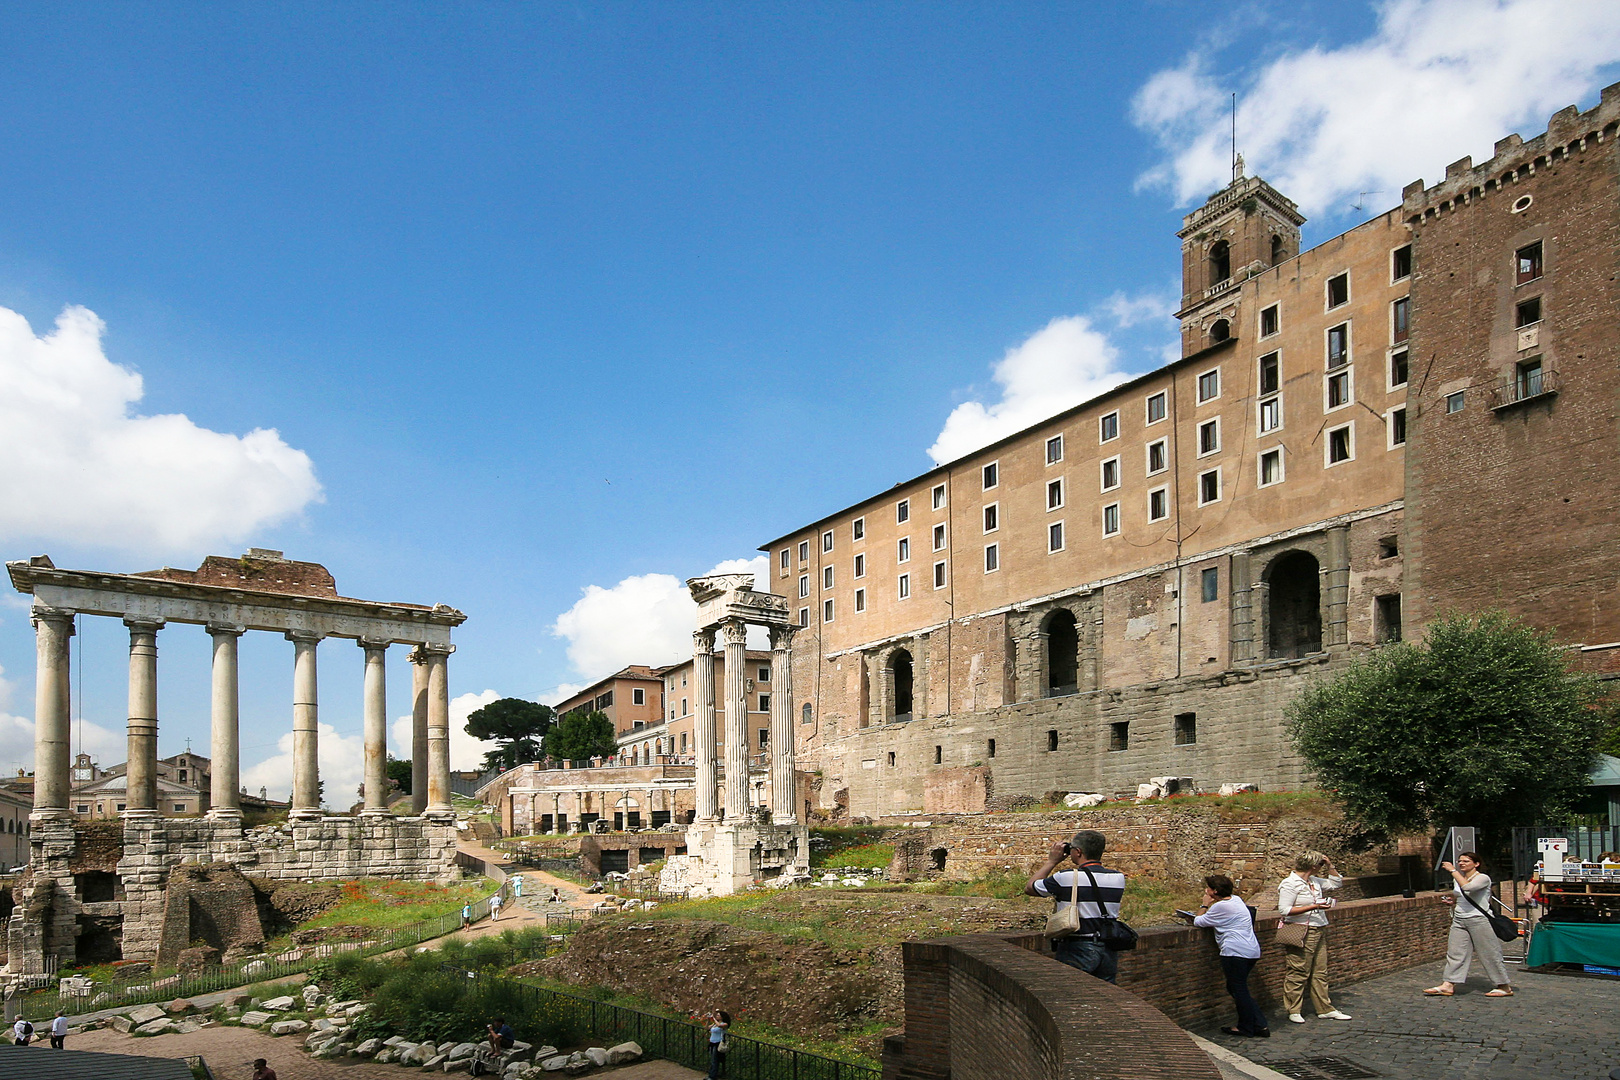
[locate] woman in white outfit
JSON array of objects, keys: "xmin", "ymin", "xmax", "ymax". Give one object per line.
[
  {"xmin": 1423, "ymin": 852, "xmax": 1513, "ymax": 997},
  {"xmin": 1276, "ymin": 851, "xmax": 1353, "ymax": 1024}
]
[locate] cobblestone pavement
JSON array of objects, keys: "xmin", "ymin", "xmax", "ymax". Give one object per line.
[{"xmin": 1199, "ymin": 961, "xmax": 1620, "ymax": 1080}]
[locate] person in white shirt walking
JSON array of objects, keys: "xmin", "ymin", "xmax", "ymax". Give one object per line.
[
  {"xmin": 1423, "ymin": 852, "xmax": 1513, "ymax": 997},
  {"xmin": 1276, "ymin": 851, "xmax": 1352, "ymax": 1024},
  {"xmin": 1179, "ymin": 874, "xmax": 1268, "ymax": 1037},
  {"xmin": 490, "ymin": 892, "xmax": 504, "ymax": 921},
  {"xmin": 49, "ymin": 1010, "xmax": 69, "ymax": 1049}
]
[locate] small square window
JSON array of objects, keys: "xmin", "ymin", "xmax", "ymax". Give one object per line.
[
  {"xmin": 854, "ymin": 553, "xmax": 865, "ymax": 578},
  {"xmin": 1048, "ymin": 521, "xmax": 1065, "ymax": 553},
  {"xmin": 933, "ymin": 561, "xmax": 947, "ymax": 589},
  {"xmin": 823, "ymin": 565, "xmax": 834, "ymax": 590},
  {"xmin": 1327, "ymin": 371, "xmax": 1351, "ymax": 409},
  {"xmin": 1149, "ymin": 487, "xmax": 1169, "ymax": 521},
  {"xmin": 1099, "ymin": 411, "xmax": 1119, "ymax": 442},
  {"xmin": 779, "ymin": 549, "xmax": 790, "ymax": 570},
  {"xmin": 852, "ymin": 517, "xmax": 865, "ymax": 541},
  {"xmin": 1259, "ymin": 447, "xmax": 1284, "ymax": 486},
  {"xmin": 898, "ymin": 537, "xmax": 911, "ymax": 562},
  {"xmin": 932, "ymin": 523, "xmax": 947, "ymax": 551},
  {"xmin": 1389, "ymin": 407, "xmax": 1407, "ymax": 447},
  {"xmin": 984, "ymin": 543, "xmax": 999, "ymax": 572},
  {"xmin": 1260, "ymin": 304, "xmax": 1279, "ymax": 337},
  {"xmin": 798, "ymin": 541, "xmax": 809, "ymax": 563},
  {"xmin": 1327, "ymin": 323, "xmax": 1349, "ymax": 369},
  {"xmin": 1376, "ymin": 593, "xmax": 1403, "ymax": 643},
  {"xmin": 1326, "ymin": 273, "xmax": 1349, "ymax": 308},
  {"xmin": 823, "ymin": 598, "xmax": 835, "ymax": 622},
  {"xmin": 1516, "ymin": 296, "xmax": 1541, "ymax": 327},
  {"xmin": 1259, "ymin": 396, "xmax": 1282, "ymax": 434},
  {"xmin": 1392, "ymin": 244, "xmax": 1412, "ymax": 281},
  {"xmin": 1446, "ymin": 390, "xmax": 1465, "ymax": 414},
  {"xmin": 1378, "ymin": 535, "xmax": 1399, "ymax": 558},
  {"xmin": 932, "ymin": 483, "xmax": 947, "ymax": 510},
  {"xmin": 798, "ymin": 607, "xmax": 809, "ymax": 627},
  {"xmin": 1259, "ymin": 352, "xmax": 1280, "ymax": 395},
  {"xmin": 983, "ymin": 503, "xmax": 999, "ymax": 533},
  {"xmin": 1390, "ymin": 348, "xmax": 1409, "ymax": 388},
  {"xmin": 1102, "ymin": 502, "xmax": 1120, "ymax": 535},
  {"xmin": 1328, "ymin": 423, "xmax": 1353, "ymax": 464},
  {"xmin": 759, "ymin": 665, "xmax": 771, "ymax": 681},
  {"xmin": 982, "ymin": 462, "xmax": 998, "ymax": 490},
  {"xmin": 1516, "ymin": 241, "xmax": 1542, "ymax": 285},
  {"xmin": 633, "ymin": 688, "xmax": 645, "ymax": 705},
  {"xmin": 1047, "ymin": 478, "xmax": 1064, "ymax": 510},
  {"xmin": 1108, "ymin": 722, "xmax": 1129, "ymax": 752},
  {"xmin": 1391, "ymin": 296, "xmax": 1410, "ymax": 343},
  {"xmin": 897, "ymin": 499, "xmax": 910, "ymax": 524},
  {"xmin": 1046, "ymin": 435, "xmax": 1064, "ymax": 464},
  {"xmin": 1146, "ymin": 391, "xmax": 1167, "ymax": 424},
  {"xmin": 898, "ymin": 573, "xmax": 911, "ymax": 600},
  {"xmin": 799, "ymin": 575, "xmax": 809, "ymax": 598},
  {"xmin": 1197, "ymin": 469, "xmax": 1220, "ymax": 505},
  {"xmin": 1101, "ymin": 457, "xmax": 1120, "ymax": 491},
  {"xmin": 1147, "ymin": 439, "xmax": 1168, "ymax": 475},
  {"xmin": 1200, "ymin": 568, "xmax": 1218, "ymax": 603},
  {"xmin": 823, "ymin": 530, "xmax": 834, "ymax": 553},
  {"xmin": 1197, "ymin": 418, "xmax": 1220, "ymax": 456},
  {"xmin": 759, "ymin": 694, "xmax": 770, "ymax": 713},
  {"xmin": 1174, "ymin": 712, "xmax": 1197, "ymax": 745},
  {"xmin": 854, "ymin": 587, "xmax": 867, "ymax": 612},
  {"xmin": 1197, "ymin": 368, "xmax": 1220, "ymax": 403}
]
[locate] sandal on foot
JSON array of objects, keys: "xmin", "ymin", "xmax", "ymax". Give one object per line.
[
  {"xmin": 1422, "ymin": 987, "xmax": 1453, "ymax": 996},
  {"xmin": 1484, "ymin": 988, "xmax": 1514, "ymax": 997}
]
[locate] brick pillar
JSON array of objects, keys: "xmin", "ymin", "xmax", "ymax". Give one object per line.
[
  {"xmin": 1229, "ymin": 551, "xmax": 1254, "ymax": 663},
  {"xmin": 882, "ymin": 941, "xmax": 952, "ymax": 1080}
]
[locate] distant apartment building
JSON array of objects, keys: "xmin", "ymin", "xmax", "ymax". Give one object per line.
[
  {"xmin": 555, "ymin": 665, "xmax": 668, "ymax": 737},
  {"xmin": 0, "ymin": 786, "xmax": 31, "ymax": 872},
  {"xmin": 617, "ymin": 649, "xmax": 777, "ymax": 766}
]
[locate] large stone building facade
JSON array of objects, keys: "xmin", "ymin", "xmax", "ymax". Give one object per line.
[{"xmin": 762, "ymin": 90, "xmax": 1620, "ymax": 820}]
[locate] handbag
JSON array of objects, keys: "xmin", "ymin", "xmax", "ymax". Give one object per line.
[
  {"xmin": 1080, "ymin": 867, "xmax": 1138, "ymax": 951},
  {"xmin": 1274, "ymin": 919, "xmax": 1310, "ymax": 949},
  {"xmin": 1044, "ymin": 871, "xmax": 1084, "ymax": 941},
  {"xmin": 1459, "ymin": 886, "xmax": 1519, "ymax": 942},
  {"xmin": 716, "ymin": 1039, "xmax": 730, "ymax": 1054}
]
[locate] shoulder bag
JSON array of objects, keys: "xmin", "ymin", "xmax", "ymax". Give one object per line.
[
  {"xmin": 1044, "ymin": 871, "xmax": 1083, "ymax": 941},
  {"xmin": 1460, "ymin": 886, "xmax": 1519, "ymax": 942},
  {"xmin": 1274, "ymin": 919, "xmax": 1310, "ymax": 949},
  {"xmin": 1080, "ymin": 866, "xmax": 1138, "ymax": 951}
]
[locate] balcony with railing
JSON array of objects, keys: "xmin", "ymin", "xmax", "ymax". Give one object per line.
[{"xmin": 1490, "ymin": 365, "xmax": 1559, "ymax": 410}]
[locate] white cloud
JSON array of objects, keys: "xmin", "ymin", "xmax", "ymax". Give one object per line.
[
  {"xmin": 388, "ymin": 688, "xmax": 503, "ymax": 774},
  {"xmin": 1132, "ymin": 0, "xmax": 1620, "ymax": 216},
  {"xmin": 241, "ymin": 722, "xmax": 367, "ymax": 807},
  {"xmin": 926, "ymin": 316, "xmax": 1138, "ymax": 465},
  {"xmin": 0, "ymin": 662, "xmax": 122, "ymax": 777},
  {"xmin": 0, "ymin": 304, "xmax": 323, "ymax": 555},
  {"xmin": 549, "ymin": 555, "xmax": 772, "ymax": 697},
  {"xmin": 1103, "ymin": 290, "xmax": 1177, "ymax": 329}
]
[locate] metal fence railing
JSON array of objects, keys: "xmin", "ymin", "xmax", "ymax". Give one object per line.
[{"xmin": 505, "ymin": 981, "xmax": 879, "ymax": 1080}]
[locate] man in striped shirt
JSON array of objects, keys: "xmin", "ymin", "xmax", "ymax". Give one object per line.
[{"xmin": 1026, "ymin": 829, "xmax": 1128, "ymax": 983}]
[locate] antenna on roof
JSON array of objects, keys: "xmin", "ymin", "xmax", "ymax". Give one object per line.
[{"xmin": 1353, "ymin": 191, "xmax": 1385, "ymax": 214}]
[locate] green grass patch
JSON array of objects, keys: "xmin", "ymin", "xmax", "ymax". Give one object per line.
[
  {"xmin": 299, "ymin": 879, "xmax": 494, "ymax": 931},
  {"xmin": 808, "ymin": 826, "xmax": 889, "ymax": 868},
  {"xmin": 819, "ymin": 843, "xmax": 894, "ymax": 870}
]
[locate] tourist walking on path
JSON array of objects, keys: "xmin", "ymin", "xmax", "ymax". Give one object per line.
[
  {"xmin": 1179, "ymin": 874, "xmax": 1268, "ymax": 1037},
  {"xmin": 490, "ymin": 891, "xmax": 504, "ymax": 921},
  {"xmin": 1026, "ymin": 829, "xmax": 1128, "ymax": 984},
  {"xmin": 49, "ymin": 1010, "xmax": 68, "ymax": 1049},
  {"xmin": 1424, "ymin": 852, "xmax": 1513, "ymax": 997},
  {"xmin": 1277, "ymin": 851, "xmax": 1352, "ymax": 1024},
  {"xmin": 11, "ymin": 1015, "xmax": 33, "ymax": 1045},
  {"xmin": 705, "ymin": 1009, "xmax": 730, "ymax": 1079},
  {"xmin": 462, "ymin": 903, "xmax": 473, "ymax": 928}
]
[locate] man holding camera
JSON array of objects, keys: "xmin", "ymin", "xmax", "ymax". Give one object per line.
[{"xmin": 1025, "ymin": 829, "xmax": 1127, "ymax": 983}]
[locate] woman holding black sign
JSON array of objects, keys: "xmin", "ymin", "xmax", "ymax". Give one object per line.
[{"xmin": 1423, "ymin": 852, "xmax": 1513, "ymax": 997}]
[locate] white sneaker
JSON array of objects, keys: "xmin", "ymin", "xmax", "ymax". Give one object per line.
[
  {"xmin": 1318, "ymin": 1010, "xmax": 1352, "ymax": 1021},
  {"xmin": 1288, "ymin": 1014, "xmax": 1305, "ymax": 1024}
]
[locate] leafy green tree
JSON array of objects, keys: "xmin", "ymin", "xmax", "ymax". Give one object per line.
[
  {"xmin": 465, "ymin": 697, "xmax": 555, "ymax": 771},
  {"xmin": 542, "ymin": 710, "xmax": 618, "ymax": 763},
  {"xmin": 386, "ymin": 756, "xmax": 413, "ymax": 796},
  {"xmin": 1287, "ymin": 612, "xmax": 1607, "ymax": 855}
]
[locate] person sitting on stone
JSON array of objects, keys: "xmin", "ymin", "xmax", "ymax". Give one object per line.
[{"xmin": 487, "ymin": 1016, "xmax": 516, "ymax": 1058}]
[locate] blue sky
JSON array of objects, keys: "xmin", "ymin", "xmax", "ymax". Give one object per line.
[{"xmin": 2, "ymin": 1, "xmax": 1617, "ymax": 798}]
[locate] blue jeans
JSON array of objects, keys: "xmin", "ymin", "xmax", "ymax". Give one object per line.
[
  {"xmin": 1220, "ymin": 955, "xmax": 1268, "ymax": 1033},
  {"xmin": 1053, "ymin": 937, "xmax": 1118, "ymax": 983},
  {"xmin": 707, "ymin": 1042, "xmax": 724, "ymax": 1078}
]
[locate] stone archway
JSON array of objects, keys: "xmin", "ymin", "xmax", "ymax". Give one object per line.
[{"xmin": 1266, "ymin": 550, "xmax": 1322, "ymax": 659}]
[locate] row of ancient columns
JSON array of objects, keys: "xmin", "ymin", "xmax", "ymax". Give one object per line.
[
  {"xmin": 690, "ymin": 618, "xmax": 796, "ymax": 826},
  {"xmin": 28, "ymin": 604, "xmax": 455, "ymax": 822},
  {"xmin": 526, "ymin": 788, "xmax": 672, "ymax": 831}
]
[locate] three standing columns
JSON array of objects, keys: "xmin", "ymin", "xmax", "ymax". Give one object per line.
[
  {"xmin": 207, "ymin": 625, "xmax": 245, "ymax": 819},
  {"xmin": 30, "ymin": 607, "xmax": 75, "ymax": 822},
  {"xmin": 288, "ymin": 631, "xmax": 323, "ymax": 818},
  {"xmin": 125, "ymin": 617, "xmax": 164, "ymax": 813},
  {"xmin": 769, "ymin": 625, "xmax": 797, "ymax": 825},
  {"xmin": 359, "ymin": 638, "xmax": 390, "ymax": 816},
  {"xmin": 720, "ymin": 618, "xmax": 749, "ymax": 821},
  {"xmin": 693, "ymin": 629, "xmax": 717, "ymax": 822},
  {"xmin": 422, "ymin": 643, "xmax": 454, "ymax": 818}
]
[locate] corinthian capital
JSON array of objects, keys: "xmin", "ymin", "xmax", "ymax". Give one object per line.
[
  {"xmin": 693, "ymin": 628, "xmax": 716, "ymax": 653},
  {"xmin": 768, "ymin": 624, "xmax": 798, "ymax": 651},
  {"xmin": 719, "ymin": 619, "xmax": 748, "ymax": 648}
]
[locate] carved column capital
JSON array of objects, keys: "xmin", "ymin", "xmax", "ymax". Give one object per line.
[
  {"xmin": 692, "ymin": 628, "xmax": 715, "ymax": 652},
  {"xmin": 357, "ymin": 636, "xmax": 392, "ymax": 652},
  {"xmin": 123, "ymin": 615, "xmax": 166, "ymax": 633},
  {"xmin": 31, "ymin": 604, "xmax": 76, "ymax": 631},
  {"xmin": 285, "ymin": 629, "xmax": 325, "ymax": 644},
  {"xmin": 768, "ymin": 624, "xmax": 798, "ymax": 651},
  {"xmin": 719, "ymin": 619, "xmax": 748, "ymax": 648},
  {"xmin": 207, "ymin": 623, "xmax": 247, "ymax": 638},
  {"xmin": 419, "ymin": 641, "xmax": 456, "ymax": 657}
]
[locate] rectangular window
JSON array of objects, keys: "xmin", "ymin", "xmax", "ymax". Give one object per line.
[
  {"xmin": 1327, "ymin": 423, "xmax": 1354, "ymax": 465},
  {"xmin": 1259, "ymin": 395, "xmax": 1281, "ymax": 434},
  {"xmin": 933, "ymin": 561, "xmax": 947, "ymax": 589},
  {"xmin": 898, "ymin": 537, "xmax": 910, "ymax": 562},
  {"xmin": 853, "ymin": 552, "xmax": 865, "ymax": 578},
  {"xmin": 1516, "ymin": 240, "xmax": 1542, "ymax": 285},
  {"xmin": 932, "ymin": 523, "xmax": 947, "ymax": 551},
  {"xmin": 898, "ymin": 573, "xmax": 911, "ymax": 599},
  {"xmin": 1259, "ymin": 351, "xmax": 1280, "ymax": 395},
  {"xmin": 1445, "ymin": 390, "xmax": 1465, "ymax": 414},
  {"xmin": 1392, "ymin": 296, "xmax": 1410, "ymax": 343},
  {"xmin": 1260, "ymin": 304, "xmax": 1279, "ymax": 337},
  {"xmin": 988, "ymin": 738, "xmax": 996, "ymax": 758},
  {"xmin": 1146, "ymin": 391, "xmax": 1167, "ymax": 424},
  {"xmin": 932, "ymin": 483, "xmax": 946, "ymax": 510},
  {"xmin": 823, "ymin": 529, "xmax": 834, "ymax": 553},
  {"xmin": 1198, "ymin": 468, "xmax": 1220, "ymax": 505},
  {"xmin": 1516, "ymin": 296, "xmax": 1541, "ymax": 327},
  {"xmin": 1197, "ymin": 368, "xmax": 1220, "ymax": 403},
  {"xmin": 780, "ymin": 549, "xmax": 790, "ymax": 570},
  {"xmin": 982, "ymin": 462, "xmax": 999, "ymax": 490},
  {"xmin": 897, "ymin": 498, "xmax": 910, "ymax": 524},
  {"xmin": 798, "ymin": 607, "xmax": 809, "ymax": 627},
  {"xmin": 1047, "ymin": 730, "xmax": 1059, "ymax": 752},
  {"xmin": 887, "ymin": 751, "xmax": 896, "ymax": 766},
  {"xmin": 1376, "ymin": 594, "xmax": 1403, "ymax": 643},
  {"xmin": 1102, "ymin": 502, "xmax": 1120, "ymax": 535},
  {"xmin": 633, "ymin": 688, "xmax": 645, "ymax": 705},
  {"xmin": 759, "ymin": 665, "xmax": 771, "ymax": 682},
  {"xmin": 1174, "ymin": 712, "xmax": 1197, "ymax": 746},
  {"xmin": 1048, "ymin": 521, "xmax": 1065, "ymax": 552},
  {"xmin": 1326, "ymin": 272, "xmax": 1349, "ymax": 308},
  {"xmin": 854, "ymin": 587, "xmax": 866, "ymax": 612},
  {"xmin": 1388, "ymin": 406, "xmax": 1407, "ymax": 447},
  {"xmin": 823, "ymin": 565, "xmax": 834, "ymax": 590},
  {"xmin": 1392, "ymin": 244, "xmax": 1412, "ymax": 281},
  {"xmin": 759, "ymin": 727, "xmax": 769, "ymax": 748},
  {"xmin": 1046, "ymin": 434, "xmax": 1064, "ymax": 464},
  {"xmin": 1259, "ymin": 447, "xmax": 1284, "ymax": 486},
  {"xmin": 759, "ymin": 694, "xmax": 770, "ymax": 713},
  {"xmin": 1147, "ymin": 439, "xmax": 1167, "ymax": 475},
  {"xmin": 1047, "ymin": 478, "xmax": 1064, "ymax": 510},
  {"xmin": 1517, "ymin": 357, "xmax": 1545, "ymax": 399},
  {"xmin": 1327, "ymin": 323, "xmax": 1349, "ymax": 369},
  {"xmin": 982, "ymin": 504, "xmax": 998, "ymax": 533},
  {"xmin": 934, "ymin": 745, "xmax": 942, "ymax": 764},
  {"xmin": 799, "ymin": 575, "xmax": 809, "ymax": 598},
  {"xmin": 852, "ymin": 517, "xmax": 864, "ymax": 541},
  {"xmin": 823, "ymin": 598, "xmax": 834, "ymax": 622},
  {"xmin": 1200, "ymin": 567, "xmax": 1218, "ymax": 603},
  {"xmin": 1197, "ymin": 418, "xmax": 1220, "ymax": 456},
  {"xmin": 1109, "ymin": 721, "xmax": 1129, "ymax": 752},
  {"xmin": 1327, "ymin": 370, "xmax": 1352, "ymax": 409},
  {"xmin": 1390, "ymin": 348, "xmax": 1409, "ymax": 388},
  {"xmin": 1100, "ymin": 457, "xmax": 1120, "ymax": 491},
  {"xmin": 1148, "ymin": 487, "xmax": 1169, "ymax": 521},
  {"xmin": 798, "ymin": 540, "xmax": 809, "ymax": 563},
  {"xmin": 984, "ymin": 543, "xmax": 999, "ymax": 573},
  {"xmin": 1099, "ymin": 411, "xmax": 1119, "ymax": 442}
]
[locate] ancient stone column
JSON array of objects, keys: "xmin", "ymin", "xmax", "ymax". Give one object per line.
[
  {"xmin": 207, "ymin": 624, "xmax": 246, "ymax": 819},
  {"xmin": 693, "ymin": 628, "xmax": 718, "ymax": 823},
  {"xmin": 287, "ymin": 630, "xmax": 323, "ymax": 818},
  {"xmin": 551, "ymin": 794, "xmax": 560, "ymax": 833},
  {"xmin": 125, "ymin": 617, "xmax": 165, "ymax": 814},
  {"xmin": 769, "ymin": 625, "xmax": 797, "ymax": 825},
  {"xmin": 721, "ymin": 618, "xmax": 749, "ymax": 821},
  {"xmin": 409, "ymin": 648, "xmax": 429, "ymax": 814},
  {"xmin": 359, "ymin": 638, "xmax": 390, "ymax": 816},
  {"xmin": 30, "ymin": 606, "xmax": 74, "ymax": 822},
  {"xmin": 423, "ymin": 643, "xmax": 454, "ymax": 818}
]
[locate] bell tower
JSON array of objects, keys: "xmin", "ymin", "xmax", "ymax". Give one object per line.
[{"xmin": 1175, "ymin": 159, "xmax": 1305, "ymax": 357}]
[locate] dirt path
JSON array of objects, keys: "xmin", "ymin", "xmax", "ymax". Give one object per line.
[{"xmin": 454, "ymin": 837, "xmax": 600, "ymax": 919}]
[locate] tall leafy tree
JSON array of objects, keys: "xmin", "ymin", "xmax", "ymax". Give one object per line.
[
  {"xmin": 386, "ymin": 756, "xmax": 413, "ymax": 796},
  {"xmin": 1287, "ymin": 612, "xmax": 1607, "ymax": 856},
  {"xmin": 464, "ymin": 697, "xmax": 556, "ymax": 771},
  {"xmin": 542, "ymin": 710, "xmax": 618, "ymax": 763}
]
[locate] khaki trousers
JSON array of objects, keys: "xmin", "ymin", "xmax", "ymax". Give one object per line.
[
  {"xmin": 1282, "ymin": 925, "xmax": 1334, "ymax": 1016},
  {"xmin": 1443, "ymin": 917, "xmax": 1511, "ymax": 987}
]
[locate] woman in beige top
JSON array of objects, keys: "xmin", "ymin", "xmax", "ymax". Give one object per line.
[{"xmin": 1423, "ymin": 852, "xmax": 1512, "ymax": 997}]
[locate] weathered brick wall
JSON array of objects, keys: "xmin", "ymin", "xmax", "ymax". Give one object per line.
[{"xmin": 922, "ymin": 766, "xmax": 990, "ymax": 813}]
